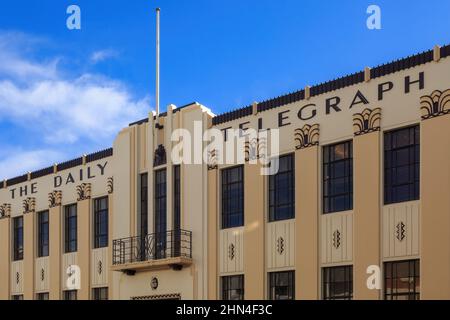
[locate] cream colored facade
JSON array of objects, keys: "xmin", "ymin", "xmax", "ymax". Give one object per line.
[{"xmin": 0, "ymin": 45, "xmax": 449, "ymax": 300}]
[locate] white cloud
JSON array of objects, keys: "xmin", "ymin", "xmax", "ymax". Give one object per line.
[
  {"xmin": 90, "ymin": 49, "xmax": 118, "ymax": 64},
  {"xmin": 0, "ymin": 31, "xmax": 150, "ymax": 178},
  {"xmin": 0, "ymin": 148, "xmax": 64, "ymax": 180}
]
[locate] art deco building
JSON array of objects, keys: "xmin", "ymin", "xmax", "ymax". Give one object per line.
[{"xmin": 0, "ymin": 44, "xmax": 449, "ymax": 300}]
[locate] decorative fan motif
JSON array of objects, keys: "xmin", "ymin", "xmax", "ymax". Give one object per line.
[
  {"xmin": 76, "ymin": 183, "xmax": 91, "ymax": 201},
  {"xmin": 207, "ymin": 149, "xmax": 218, "ymax": 170},
  {"xmin": 23, "ymin": 197, "xmax": 36, "ymax": 214},
  {"xmin": 154, "ymin": 144, "xmax": 167, "ymax": 167},
  {"xmin": 333, "ymin": 230, "xmax": 341, "ymax": 249},
  {"xmin": 244, "ymin": 137, "xmax": 266, "ymax": 162},
  {"xmin": 353, "ymin": 108, "xmax": 381, "ymax": 136},
  {"xmin": 420, "ymin": 89, "xmax": 450, "ymax": 120},
  {"xmin": 107, "ymin": 177, "xmax": 114, "ymax": 194},
  {"xmin": 294, "ymin": 124, "xmax": 320, "ymax": 149},
  {"xmin": 48, "ymin": 190, "xmax": 62, "ymax": 208},
  {"xmin": 396, "ymin": 222, "xmax": 406, "ymax": 242},
  {"xmin": 228, "ymin": 243, "xmax": 235, "ymax": 261},
  {"xmin": 0, "ymin": 203, "xmax": 11, "ymax": 219},
  {"xmin": 276, "ymin": 237, "xmax": 285, "ymax": 255}
]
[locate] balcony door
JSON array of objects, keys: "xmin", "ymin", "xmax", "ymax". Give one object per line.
[{"xmin": 154, "ymin": 169, "xmax": 167, "ymax": 259}]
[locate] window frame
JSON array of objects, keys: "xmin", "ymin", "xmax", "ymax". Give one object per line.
[
  {"xmin": 322, "ymin": 140, "xmax": 353, "ymax": 214},
  {"xmin": 64, "ymin": 204, "xmax": 78, "ymax": 253},
  {"xmin": 221, "ymin": 165, "xmax": 244, "ymax": 229},
  {"xmin": 322, "ymin": 266, "xmax": 353, "ymax": 300},
  {"xmin": 92, "ymin": 287, "xmax": 108, "ymax": 300},
  {"xmin": 140, "ymin": 173, "xmax": 148, "ymax": 237},
  {"xmin": 63, "ymin": 290, "xmax": 77, "ymax": 300},
  {"xmin": 268, "ymin": 271, "xmax": 295, "ymax": 300},
  {"xmin": 384, "ymin": 125, "xmax": 420, "ymax": 205},
  {"xmin": 384, "ymin": 259, "xmax": 420, "ymax": 300},
  {"xmin": 268, "ymin": 153, "xmax": 295, "ymax": 222},
  {"xmin": 36, "ymin": 292, "xmax": 49, "ymax": 300},
  {"xmin": 13, "ymin": 216, "xmax": 24, "ymax": 261},
  {"xmin": 154, "ymin": 168, "xmax": 167, "ymax": 259},
  {"xmin": 93, "ymin": 197, "xmax": 109, "ymax": 249},
  {"xmin": 37, "ymin": 210, "xmax": 49, "ymax": 258},
  {"xmin": 221, "ymin": 275, "xmax": 244, "ymax": 300}
]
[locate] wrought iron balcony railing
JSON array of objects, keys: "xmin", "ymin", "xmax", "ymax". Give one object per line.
[{"xmin": 112, "ymin": 229, "xmax": 192, "ymax": 266}]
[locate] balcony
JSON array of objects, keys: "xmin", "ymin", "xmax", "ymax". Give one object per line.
[{"xmin": 112, "ymin": 229, "xmax": 192, "ymax": 274}]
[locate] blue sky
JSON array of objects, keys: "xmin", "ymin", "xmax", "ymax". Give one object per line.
[{"xmin": 0, "ymin": 0, "xmax": 449, "ymax": 179}]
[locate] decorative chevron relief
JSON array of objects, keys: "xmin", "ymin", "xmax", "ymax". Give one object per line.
[
  {"xmin": 76, "ymin": 183, "xmax": 91, "ymax": 201},
  {"xmin": 107, "ymin": 177, "xmax": 114, "ymax": 194},
  {"xmin": 228, "ymin": 243, "xmax": 235, "ymax": 261},
  {"xmin": 0, "ymin": 203, "xmax": 11, "ymax": 219},
  {"xmin": 420, "ymin": 89, "xmax": 450, "ymax": 120},
  {"xmin": 332, "ymin": 230, "xmax": 341, "ymax": 249},
  {"xmin": 207, "ymin": 149, "xmax": 218, "ymax": 170},
  {"xmin": 276, "ymin": 237, "xmax": 285, "ymax": 255},
  {"xmin": 396, "ymin": 221, "xmax": 406, "ymax": 242},
  {"xmin": 353, "ymin": 108, "xmax": 381, "ymax": 136},
  {"xmin": 48, "ymin": 190, "xmax": 62, "ymax": 208},
  {"xmin": 23, "ymin": 197, "xmax": 36, "ymax": 214},
  {"xmin": 294, "ymin": 124, "xmax": 320, "ymax": 149}
]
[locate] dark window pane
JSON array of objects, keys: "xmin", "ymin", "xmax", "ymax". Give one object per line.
[
  {"xmin": 94, "ymin": 197, "xmax": 109, "ymax": 249},
  {"xmin": 221, "ymin": 166, "xmax": 244, "ymax": 229},
  {"xmin": 268, "ymin": 271, "xmax": 295, "ymax": 300},
  {"xmin": 13, "ymin": 217, "xmax": 24, "ymax": 261},
  {"xmin": 155, "ymin": 169, "xmax": 167, "ymax": 259},
  {"xmin": 38, "ymin": 211, "xmax": 49, "ymax": 257},
  {"xmin": 221, "ymin": 275, "xmax": 244, "ymax": 300},
  {"xmin": 384, "ymin": 126, "xmax": 420, "ymax": 204},
  {"xmin": 384, "ymin": 260, "xmax": 420, "ymax": 300},
  {"xmin": 322, "ymin": 266, "xmax": 353, "ymax": 300},
  {"xmin": 323, "ymin": 141, "xmax": 353, "ymax": 214}
]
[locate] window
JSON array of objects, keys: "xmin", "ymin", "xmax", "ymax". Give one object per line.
[
  {"xmin": 323, "ymin": 141, "xmax": 353, "ymax": 213},
  {"xmin": 140, "ymin": 173, "xmax": 148, "ymax": 236},
  {"xmin": 13, "ymin": 216, "xmax": 23, "ymax": 261},
  {"xmin": 268, "ymin": 271, "xmax": 295, "ymax": 300},
  {"xmin": 37, "ymin": 211, "xmax": 49, "ymax": 257},
  {"xmin": 322, "ymin": 266, "xmax": 353, "ymax": 300},
  {"xmin": 173, "ymin": 165, "xmax": 181, "ymax": 257},
  {"xmin": 154, "ymin": 169, "xmax": 167, "ymax": 259},
  {"xmin": 63, "ymin": 290, "xmax": 77, "ymax": 300},
  {"xmin": 94, "ymin": 197, "xmax": 108, "ymax": 249},
  {"xmin": 221, "ymin": 275, "xmax": 244, "ymax": 300},
  {"xmin": 384, "ymin": 126, "xmax": 420, "ymax": 204},
  {"xmin": 92, "ymin": 287, "xmax": 108, "ymax": 300},
  {"xmin": 221, "ymin": 166, "xmax": 244, "ymax": 229},
  {"xmin": 64, "ymin": 204, "xmax": 77, "ymax": 253},
  {"xmin": 384, "ymin": 260, "xmax": 420, "ymax": 300},
  {"xmin": 36, "ymin": 292, "xmax": 49, "ymax": 300},
  {"xmin": 269, "ymin": 154, "xmax": 295, "ymax": 222},
  {"xmin": 12, "ymin": 295, "xmax": 23, "ymax": 300}
]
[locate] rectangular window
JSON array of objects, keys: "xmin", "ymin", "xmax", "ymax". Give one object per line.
[
  {"xmin": 268, "ymin": 271, "xmax": 295, "ymax": 300},
  {"xmin": 322, "ymin": 266, "xmax": 353, "ymax": 300},
  {"xmin": 12, "ymin": 295, "xmax": 23, "ymax": 300},
  {"xmin": 221, "ymin": 275, "xmax": 244, "ymax": 300},
  {"xmin": 94, "ymin": 197, "xmax": 108, "ymax": 249},
  {"xmin": 63, "ymin": 290, "xmax": 77, "ymax": 300},
  {"xmin": 13, "ymin": 216, "xmax": 23, "ymax": 261},
  {"xmin": 92, "ymin": 287, "xmax": 108, "ymax": 300},
  {"xmin": 221, "ymin": 166, "xmax": 244, "ymax": 229},
  {"xmin": 36, "ymin": 292, "xmax": 49, "ymax": 300},
  {"xmin": 384, "ymin": 126, "xmax": 420, "ymax": 204},
  {"xmin": 140, "ymin": 173, "xmax": 148, "ymax": 236},
  {"xmin": 269, "ymin": 154, "xmax": 295, "ymax": 222},
  {"xmin": 37, "ymin": 211, "xmax": 49, "ymax": 257},
  {"xmin": 384, "ymin": 260, "xmax": 420, "ymax": 300},
  {"xmin": 173, "ymin": 165, "xmax": 181, "ymax": 257},
  {"xmin": 323, "ymin": 141, "xmax": 353, "ymax": 214},
  {"xmin": 154, "ymin": 169, "xmax": 167, "ymax": 259},
  {"xmin": 64, "ymin": 204, "xmax": 77, "ymax": 253}
]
